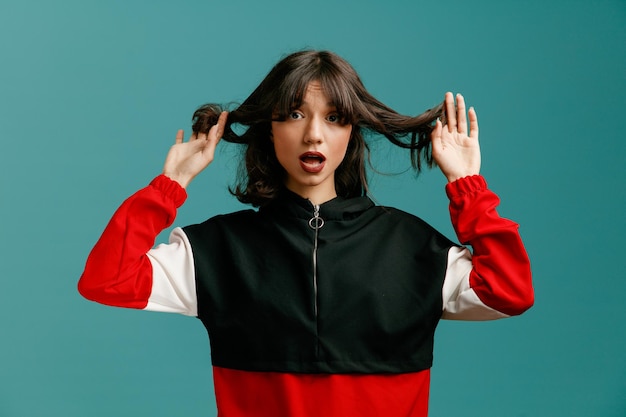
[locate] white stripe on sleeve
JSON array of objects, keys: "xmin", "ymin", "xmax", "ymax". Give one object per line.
[
  {"xmin": 145, "ymin": 227, "xmax": 198, "ymax": 316},
  {"xmin": 441, "ymin": 246, "xmax": 508, "ymax": 321}
]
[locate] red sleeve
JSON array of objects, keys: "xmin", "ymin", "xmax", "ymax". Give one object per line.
[
  {"xmin": 446, "ymin": 175, "xmax": 534, "ymax": 316},
  {"xmin": 77, "ymin": 175, "xmax": 187, "ymax": 309}
]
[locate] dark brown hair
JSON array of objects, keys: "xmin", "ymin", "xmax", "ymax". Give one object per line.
[{"xmin": 192, "ymin": 50, "xmax": 443, "ymax": 207}]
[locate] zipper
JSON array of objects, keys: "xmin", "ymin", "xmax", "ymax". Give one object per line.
[{"xmin": 308, "ymin": 204, "xmax": 324, "ymax": 317}]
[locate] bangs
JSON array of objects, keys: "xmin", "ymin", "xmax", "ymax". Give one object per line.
[{"xmin": 270, "ymin": 57, "xmax": 363, "ymax": 125}]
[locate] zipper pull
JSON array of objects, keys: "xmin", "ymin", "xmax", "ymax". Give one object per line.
[{"xmin": 308, "ymin": 204, "xmax": 325, "ymax": 230}]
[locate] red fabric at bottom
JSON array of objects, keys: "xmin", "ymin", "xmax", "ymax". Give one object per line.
[{"xmin": 213, "ymin": 366, "xmax": 430, "ymax": 417}]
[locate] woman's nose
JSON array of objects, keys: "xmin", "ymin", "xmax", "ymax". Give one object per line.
[{"xmin": 304, "ymin": 117, "xmax": 323, "ymax": 144}]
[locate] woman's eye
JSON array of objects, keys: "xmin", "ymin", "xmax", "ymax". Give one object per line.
[
  {"xmin": 327, "ymin": 114, "xmax": 341, "ymax": 123},
  {"xmin": 289, "ymin": 112, "xmax": 302, "ymax": 120}
]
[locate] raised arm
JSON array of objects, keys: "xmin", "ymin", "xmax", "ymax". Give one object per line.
[
  {"xmin": 78, "ymin": 113, "xmax": 227, "ymax": 313},
  {"xmin": 432, "ymin": 94, "xmax": 533, "ymax": 319},
  {"xmin": 441, "ymin": 175, "xmax": 534, "ymax": 319}
]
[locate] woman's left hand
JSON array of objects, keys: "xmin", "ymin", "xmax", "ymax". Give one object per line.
[{"xmin": 431, "ymin": 92, "xmax": 481, "ymax": 183}]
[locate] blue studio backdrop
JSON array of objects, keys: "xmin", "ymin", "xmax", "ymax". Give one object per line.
[{"xmin": 0, "ymin": 0, "xmax": 624, "ymax": 416}]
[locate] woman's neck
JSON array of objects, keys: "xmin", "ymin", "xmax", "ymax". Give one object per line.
[{"xmin": 285, "ymin": 183, "xmax": 337, "ymax": 206}]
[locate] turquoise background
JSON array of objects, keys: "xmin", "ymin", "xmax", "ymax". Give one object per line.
[{"xmin": 1, "ymin": 0, "xmax": 624, "ymax": 416}]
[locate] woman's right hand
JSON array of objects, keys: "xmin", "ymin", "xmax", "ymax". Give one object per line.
[{"xmin": 163, "ymin": 111, "xmax": 228, "ymax": 189}]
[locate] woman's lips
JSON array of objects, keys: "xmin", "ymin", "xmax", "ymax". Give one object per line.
[{"xmin": 299, "ymin": 152, "xmax": 326, "ymax": 173}]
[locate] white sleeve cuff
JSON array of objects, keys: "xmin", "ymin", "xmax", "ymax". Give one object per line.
[
  {"xmin": 145, "ymin": 227, "xmax": 198, "ymax": 316},
  {"xmin": 441, "ymin": 246, "xmax": 508, "ymax": 321}
]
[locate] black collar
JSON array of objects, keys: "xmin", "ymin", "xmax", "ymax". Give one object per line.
[{"xmin": 260, "ymin": 188, "xmax": 375, "ymax": 221}]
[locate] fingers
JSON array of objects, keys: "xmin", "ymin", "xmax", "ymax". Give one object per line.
[
  {"xmin": 456, "ymin": 94, "xmax": 467, "ymax": 134},
  {"xmin": 443, "ymin": 92, "xmax": 473, "ymax": 136},
  {"xmin": 175, "ymin": 129, "xmax": 184, "ymax": 144},
  {"xmin": 203, "ymin": 111, "xmax": 228, "ymax": 148},
  {"xmin": 431, "ymin": 118, "xmax": 442, "ymax": 141},
  {"xmin": 444, "ymin": 92, "xmax": 456, "ymax": 134},
  {"xmin": 430, "ymin": 118, "xmax": 443, "ymax": 155},
  {"xmin": 181, "ymin": 111, "xmax": 228, "ymax": 144},
  {"xmin": 468, "ymin": 106, "xmax": 479, "ymax": 139},
  {"xmin": 192, "ymin": 111, "xmax": 228, "ymax": 144},
  {"xmin": 210, "ymin": 111, "xmax": 228, "ymax": 142}
]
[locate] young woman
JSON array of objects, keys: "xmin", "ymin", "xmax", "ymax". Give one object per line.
[{"xmin": 78, "ymin": 50, "xmax": 534, "ymax": 417}]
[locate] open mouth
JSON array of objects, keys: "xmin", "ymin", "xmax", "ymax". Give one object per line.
[{"xmin": 299, "ymin": 152, "xmax": 326, "ymax": 173}]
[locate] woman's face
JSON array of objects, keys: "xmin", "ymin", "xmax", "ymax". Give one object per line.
[{"xmin": 271, "ymin": 81, "xmax": 352, "ymax": 204}]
